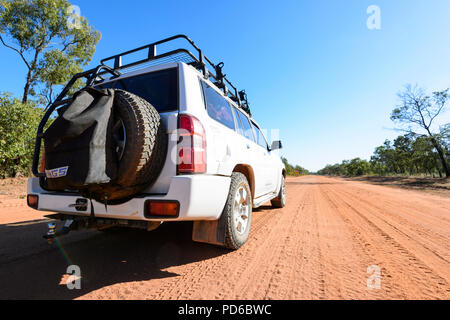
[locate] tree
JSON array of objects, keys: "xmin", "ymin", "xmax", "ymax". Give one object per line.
[
  {"xmin": 281, "ymin": 157, "xmax": 309, "ymax": 176},
  {"xmin": 346, "ymin": 158, "xmax": 370, "ymax": 176},
  {"xmin": 437, "ymin": 123, "xmax": 449, "ymax": 157},
  {"xmin": 0, "ymin": 0, "xmax": 101, "ymax": 104},
  {"xmin": 391, "ymin": 85, "xmax": 449, "ymax": 177},
  {"xmin": 0, "ymin": 93, "xmax": 43, "ymax": 177},
  {"xmin": 319, "ymin": 133, "xmax": 447, "ymax": 178},
  {"xmin": 294, "ymin": 165, "xmax": 309, "ymax": 175}
]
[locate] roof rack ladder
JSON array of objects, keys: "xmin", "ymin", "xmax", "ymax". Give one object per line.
[{"xmin": 198, "ymin": 50, "xmax": 209, "ymax": 79}]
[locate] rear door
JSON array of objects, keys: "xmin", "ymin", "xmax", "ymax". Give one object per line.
[
  {"xmin": 251, "ymin": 121, "xmax": 278, "ymax": 194},
  {"xmin": 97, "ymin": 66, "xmax": 179, "ymax": 194},
  {"xmin": 199, "ymin": 80, "xmax": 239, "ymax": 175},
  {"xmin": 233, "ymin": 109, "xmax": 270, "ymax": 197}
]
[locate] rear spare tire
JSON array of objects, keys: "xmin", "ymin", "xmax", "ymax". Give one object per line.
[{"xmin": 86, "ymin": 89, "xmax": 167, "ymax": 202}]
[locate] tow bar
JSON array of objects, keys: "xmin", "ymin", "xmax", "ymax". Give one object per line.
[
  {"xmin": 44, "ymin": 219, "xmax": 78, "ymax": 244},
  {"xmin": 43, "ymin": 214, "xmax": 162, "ymax": 244}
]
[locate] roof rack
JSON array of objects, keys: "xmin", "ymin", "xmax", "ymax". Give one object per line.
[
  {"xmin": 100, "ymin": 34, "xmax": 251, "ymax": 115},
  {"xmin": 31, "ymin": 36, "xmax": 252, "ymax": 177}
]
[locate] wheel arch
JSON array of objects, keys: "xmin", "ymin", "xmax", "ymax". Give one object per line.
[{"xmin": 232, "ymin": 164, "xmax": 255, "ymax": 200}]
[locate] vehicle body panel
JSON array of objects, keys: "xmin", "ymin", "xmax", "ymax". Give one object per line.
[{"xmin": 28, "ymin": 61, "xmax": 285, "ymax": 222}]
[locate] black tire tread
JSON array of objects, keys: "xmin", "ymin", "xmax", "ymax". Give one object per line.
[
  {"xmin": 223, "ymin": 172, "xmax": 252, "ymax": 250},
  {"xmin": 88, "ymin": 90, "xmax": 167, "ymax": 201},
  {"xmin": 271, "ymin": 175, "xmax": 286, "ymax": 208}
]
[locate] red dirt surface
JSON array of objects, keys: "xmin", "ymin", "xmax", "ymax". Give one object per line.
[
  {"xmin": 0, "ymin": 176, "xmax": 448, "ymax": 299},
  {"xmin": 0, "ymin": 178, "xmax": 43, "ymax": 224}
]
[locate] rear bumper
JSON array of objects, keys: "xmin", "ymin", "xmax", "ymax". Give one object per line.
[{"xmin": 27, "ymin": 175, "xmax": 230, "ymax": 221}]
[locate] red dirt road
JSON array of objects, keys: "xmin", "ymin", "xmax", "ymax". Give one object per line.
[{"xmin": 0, "ymin": 175, "xmax": 449, "ymax": 299}]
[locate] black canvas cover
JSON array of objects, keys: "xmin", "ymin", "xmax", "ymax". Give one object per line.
[{"xmin": 43, "ymin": 87, "xmax": 118, "ymax": 192}]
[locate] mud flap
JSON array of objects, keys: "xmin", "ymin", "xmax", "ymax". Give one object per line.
[{"xmin": 192, "ymin": 217, "xmax": 226, "ymax": 247}]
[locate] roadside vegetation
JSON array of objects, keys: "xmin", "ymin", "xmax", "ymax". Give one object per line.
[
  {"xmin": 0, "ymin": 94, "xmax": 43, "ymax": 177},
  {"xmin": 282, "ymin": 157, "xmax": 309, "ymax": 176},
  {"xmin": 319, "ymin": 85, "xmax": 449, "ymax": 178}
]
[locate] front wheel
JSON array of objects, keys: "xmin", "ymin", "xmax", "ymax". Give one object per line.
[
  {"xmin": 271, "ymin": 175, "xmax": 286, "ymax": 208},
  {"xmin": 222, "ymin": 172, "xmax": 253, "ymax": 250}
]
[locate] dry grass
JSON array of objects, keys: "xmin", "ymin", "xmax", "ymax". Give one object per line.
[
  {"xmin": 345, "ymin": 175, "xmax": 450, "ymax": 197},
  {"xmin": 0, "ymin": 177, "xmax": 28, "ymax": 199}
]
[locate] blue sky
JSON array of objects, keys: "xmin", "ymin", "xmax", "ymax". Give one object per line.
[{"xmin": 1, "ymin": 0, "xmax": 450, "ymax": 171}]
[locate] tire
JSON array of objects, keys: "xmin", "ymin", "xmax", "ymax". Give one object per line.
[
  {"xmin": 222, "ymin": 172, "xmax": 253, "ymax": 250},
  {"xmin": 271, "ymin": 175, "xmax": 286, "ymax": 208},
  {"xmin": 86, "ymin": 89, "xmax": 167, "ymax": 201}
]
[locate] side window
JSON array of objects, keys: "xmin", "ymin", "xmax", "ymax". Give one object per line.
[
  {"xmin": 251, "ymin": 122, "xmax": 269, "ymax": 149},
  {"xmin": 236, "ymin": 110, "xmax": 255, "ymax": 142},
  {"xmin": 201, "ymin": 81, "xmax": 235, "ymax": 130},
  {"xmin": 231, "ymin": 107, "xmax": 244, "ymax": 136}
]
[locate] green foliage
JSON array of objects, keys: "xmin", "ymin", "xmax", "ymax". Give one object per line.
[
  {"xmin": 318, "ymin": 133, "xmax": 448, "ymax": 178},
  {"xmin": 0, "ymin": 93, "xmax": 43, "ymax": 177},
  {"xmin": 0, "ymin": 0, "xmax": 101, "ymax": 104},
  {"xmin": 318, "ymin": 158, "xmax": 370, "ymax": 177},
  {"xmin": 282, "ymin": 157, "xmax": 309, "ymax": 176}
]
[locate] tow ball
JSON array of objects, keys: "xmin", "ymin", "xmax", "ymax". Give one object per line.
[{"xmin": 44, "ymin": 219, "xmax": 76, "ymax": 244}]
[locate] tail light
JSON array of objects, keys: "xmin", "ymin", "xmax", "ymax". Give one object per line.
[
  {"xmin": 145, "ymin": 200, "xmax": 179, "ymax": 218},
  {"xmin": 27, "ymin": 195, "xmax": 39, "ymax": 209},
  {"xmin": 177, "ymin": 114, "xmax": 206, "ymax": 174}
]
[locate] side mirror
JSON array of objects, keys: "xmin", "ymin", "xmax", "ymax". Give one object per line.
[{"xmin": 270, "ymin": 140, "xmax": 283, "ymax": 151}]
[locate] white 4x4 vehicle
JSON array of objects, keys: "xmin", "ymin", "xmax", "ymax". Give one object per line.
[{"xmin": 27, "ymin": 35, "xmax": 286, "ymax": 250}]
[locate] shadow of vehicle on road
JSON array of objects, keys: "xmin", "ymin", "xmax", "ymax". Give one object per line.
[{"xmin": 0, "ymin": 220, "xmax": 228, "ymax": 299}]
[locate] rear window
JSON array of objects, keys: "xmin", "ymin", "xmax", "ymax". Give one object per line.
[{"xmin": 98, "ymin": 68, "xmax": 178, "ymax": 112}]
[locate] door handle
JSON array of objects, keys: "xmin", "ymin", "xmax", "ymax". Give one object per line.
[{"xmin": 246, "ymin": 144, "xmax": 250, "ymax": 149}]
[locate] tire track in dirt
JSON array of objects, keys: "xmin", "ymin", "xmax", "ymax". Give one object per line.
[
  {"xmin": 337, "ymin": 180, "xmax": 450, "ymax": 227},
  {"xmin": 148, "ymin": 201, "xmax": 282, "ymax": 299},
  {"xmin": 245, "ymin": 192, "xmax": 314, "ymax": 299},
  {"xmin": 184, "ymin": 186, "xmax": 308, "ymax": 299},
  {"xmin": 331, "ymin": 184, "xmax": 450, "ymax": 272},
  {"xmin": 320, "ymin": 185, "xmax": 409, "ymax": 299},
  {"xmin": 312, "ymin": 183, "xmax": 382, "ymax": 299},
  {"xmin": 323, "ymin": 182, "xmax": 449, "ymax": 299},
  {"xmin": 4, "ymin": 175, "xmax": 448, "ymax": 299}
]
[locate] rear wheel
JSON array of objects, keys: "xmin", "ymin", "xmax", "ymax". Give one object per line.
[
  {"xmin": 223, "ymin": 172, "xmax": 253, "ymax": 250},
  {"xmin": 271, "ymin": 175, "xmax": 286, "ymax": 208}
]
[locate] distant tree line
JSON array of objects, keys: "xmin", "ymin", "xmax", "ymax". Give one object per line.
[
  {"xmin": 319, "ymin": 84, "xmax": 449, "ymax": 178},
  {"xmin": 318, "ymin": 128, "xmax": 449, "ymax": 178},
  {"xmin": 282, "ymin": 157, "xmax": 309, "ymax": 176}
]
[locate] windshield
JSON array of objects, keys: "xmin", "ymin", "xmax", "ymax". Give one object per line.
[{"xmin": 97, "ymin": 68, "xmax": 178, "ymax": 113}]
